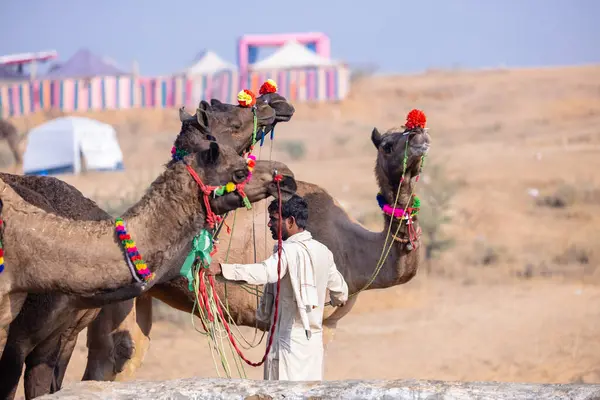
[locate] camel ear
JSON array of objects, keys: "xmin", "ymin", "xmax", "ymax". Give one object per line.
[
  {"xmin": 179, "ymin": 106, "xmax": 193, "ymax": 122},
  {"xmin": 210, "ymin": 99, "xmax": 223, "ymax": 106},
  {"xmin": 197, "ymin": 141, "xmax": 220, "ymax": 165},
  {"xmin": 371, "ymin": 127, "xmax": 383, "ymax": 148},
  {"xmin": 196, "ymin": 101, "xmax": 211, "ymax": 130}
]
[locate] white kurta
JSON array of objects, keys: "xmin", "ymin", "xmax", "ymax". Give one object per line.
[{"xmin": 221, "ymin": 230, "xmax": 348, "ymax": 381}]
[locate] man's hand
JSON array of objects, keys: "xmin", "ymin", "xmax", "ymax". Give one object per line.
[
  {"xmin": 330, "ymin": 296, "xmax": 346, "ymax": 307},
  {"xmin": 206, "ymin": 262, "xmax": 222, "ymax": 276}
]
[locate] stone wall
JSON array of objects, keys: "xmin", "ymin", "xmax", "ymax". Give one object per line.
[{"xmin": 38, "ymin": 378, "xmax": 600, "ymax": 400}]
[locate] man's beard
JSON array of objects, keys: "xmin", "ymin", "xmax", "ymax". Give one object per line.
[{"xmin": 271, "ymin": 225, "xmax": 289, "ymax": 241}]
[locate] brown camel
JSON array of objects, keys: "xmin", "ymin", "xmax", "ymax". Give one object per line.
[
  {"xmin": 0, "ymin": 93, "xmax": 296, "ymax": 399},
  {"xmin": 0, "ymin": 118, "xmax": 26, "ymax": 167},
  {"xmin": 84, "ymin": 117, "xmax": 431, "ymax": 382},
  {"xmin": 0, "ymin": 139, "xmax": 297, "ymax": 399}
]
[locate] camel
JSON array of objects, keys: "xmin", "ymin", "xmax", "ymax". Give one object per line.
[
  {"xmin": 0, "ymin": 139, "xmax": 297, "ymax": 399},
  {"xmin": 0, "ymin": 118, "xmax": 26, "ymax": 167},
  {"xmin": 0, "ymin": 93, "xmax": 296, "ymax": 399},
  {"xmin": 83, "ymin": 113, "xmax": 431, "ymax": 382}
]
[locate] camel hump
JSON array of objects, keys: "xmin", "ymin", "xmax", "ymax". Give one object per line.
[{"xmin": 0, "ymin": 176, "xmax": 52, "ymax": 216}]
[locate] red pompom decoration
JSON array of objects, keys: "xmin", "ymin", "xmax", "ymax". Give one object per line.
[
  {"xmin": 259, "ymin": 79, "xmax": 278, "ymax": 95},
  {"xmin": 405, "ymin": 109, "xmax": 427, "ymax": 130}
]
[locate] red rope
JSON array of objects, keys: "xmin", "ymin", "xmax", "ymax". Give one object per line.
[
  {"xmin": 185, "ymin": 164, "xmax": 249, "ymax": 230},
  {"xmin": 199, "ymin": 174, "xmax": 284, "ymax": 367},
  {"xmin": 406, "ymin": 218, "xmax": 422, "ymax": 249}
]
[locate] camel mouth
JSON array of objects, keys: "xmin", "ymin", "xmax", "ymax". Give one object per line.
[
  {"xmin": 410, "ymin": 142, "xmax": 430, "ymax": 156},
  {"xmin": 259, "ymin": 93, "xmax": 296, "ymax": 123},
  {"xmin": 274, "ymin": 175, "xmax": 297, "ymax": 200}
]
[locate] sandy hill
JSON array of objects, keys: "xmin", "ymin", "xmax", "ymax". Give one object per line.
[{"xmin": 5, "ymin": 64, "xmax": 600, "ymax": 398}]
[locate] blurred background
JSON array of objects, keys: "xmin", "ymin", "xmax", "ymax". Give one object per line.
[{"xmin": 1, "ymin": 0, "xmax": 600, "ymax": 395}]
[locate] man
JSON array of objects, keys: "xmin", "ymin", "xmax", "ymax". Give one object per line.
[{"xmin": 207, "ymin": 194, "xmax": 348, "ymax": 381}]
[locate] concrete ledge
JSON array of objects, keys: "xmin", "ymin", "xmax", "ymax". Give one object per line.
[{"xmin": 38, "ymin": 378, "xmax": 600, "ymax": 400}]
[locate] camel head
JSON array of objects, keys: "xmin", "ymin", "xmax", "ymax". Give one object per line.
[
  {"xmin": 371, "ymin": 109, "xmax": 431, "ymax": 204},
  {"xmin": 209, "ymin": 91, "xmax": 295, "ymax": 151},
  {"xmin": 176, "ymin": 91, "xmax": 295, "ymax": 156},
  {"xmin": 181, "ymin": 140, "xmax": 297, "ymax": 215}
]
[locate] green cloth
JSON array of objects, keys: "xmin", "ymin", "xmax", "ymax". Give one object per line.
[{"xmin": 179, "ymin": 229, "xmax": 214, "ymax": 291}]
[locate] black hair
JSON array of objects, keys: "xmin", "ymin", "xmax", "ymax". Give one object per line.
[{"xmin": 268, "ymin": 194, "xmax": 308, "ymax": 229}]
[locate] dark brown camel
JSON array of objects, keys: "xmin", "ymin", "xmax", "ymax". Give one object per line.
[
  {"xmin": 0, "ymin": 118, "xmax": 25, "ymax": 166},
  {"xmin": 84, "ymin": 117, "xmax": 431, "ymax": 381},
  {"xmin": 0, "ymin": 93, "xmax": 296, "ymax": 400}
]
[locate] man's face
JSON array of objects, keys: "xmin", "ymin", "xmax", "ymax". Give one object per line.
[{"xmin": 268, "ymin": 212, "xmax": 292, "ymax": 241}]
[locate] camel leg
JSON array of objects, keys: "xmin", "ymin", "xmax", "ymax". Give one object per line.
[
  {"xmin": 0, "ymin": 337, "xmax": 28, "ymax": 400},
  {"xmin": 49, "ymin": 310, "xmax": 100, "ymax": 393},
  {"xmin": 114, "ymin": 293, "xmax": 152, "ymax": 380},
  {"xmin": 23, "ymin": 336, "xmax": 62, "ymax": 400},
  {"xmin": 0, "ymin": 292, "xmax": 27, "ymax": 358},
  {"xmin": 322, "ymin": 295, "xmax": 359, "ymax": 349},
  {"xmin": 83, "ymin": 299, "xmax": 137, "ymax": 381}
]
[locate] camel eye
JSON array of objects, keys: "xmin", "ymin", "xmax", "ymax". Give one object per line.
[
  {"xmin": 233, "ymin": 169, "xmax": 247, "ymax": 183},
  {"xmin": 382, "ymin": 142, "xmax": 393, "ymax": 154}
]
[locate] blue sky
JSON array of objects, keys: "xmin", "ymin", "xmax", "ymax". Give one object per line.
[{"xmin": 1, "ymin": 0, "xmax": 598, "ymax": 76}]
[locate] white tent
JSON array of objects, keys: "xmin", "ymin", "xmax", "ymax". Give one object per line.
[
  {"xmin": 23, "ymin": 116, "xmax": 124, "ymax": 176},
  {"xmin": 185, "ymin": 50, "xmax": 236, "ymax": 75},
  {"xmin": 250, "ymin": 40, "xmax": 337, "ymax": 70}
]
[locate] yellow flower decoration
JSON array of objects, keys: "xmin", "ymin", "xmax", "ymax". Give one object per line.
[{"xmin": 225, "ymin": 182, "xmax": 236, "ymax": 192}]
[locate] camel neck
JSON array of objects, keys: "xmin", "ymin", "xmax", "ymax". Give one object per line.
[
  {"xmin": 8, "ymin": 165, "xmax": 207, "ymax": 295},
  {"xmin": 120, "ymin": 164, "xmax": 207, "ymax": 280}
]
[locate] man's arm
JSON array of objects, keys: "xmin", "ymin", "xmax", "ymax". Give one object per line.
[
  {"xmin": 215, "ymin": 250, "xmax": 289, "ymax": 285},
  {"xmin": 327, "ymin": 253, "xmax": 348, "ymax": 306}
]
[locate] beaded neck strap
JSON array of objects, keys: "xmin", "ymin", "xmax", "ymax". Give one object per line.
[
  {"xmin": 115, "ymin": 218, "xmax": 155, "ymax": 283},
  {"xmin": 376, "ymin": 193, "xmax": 421, "ymax": 219}
]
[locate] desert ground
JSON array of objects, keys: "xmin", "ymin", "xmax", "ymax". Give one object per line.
[{"xmin": 4, "ymin": 64, "xmax": 600, "ymax": 397}]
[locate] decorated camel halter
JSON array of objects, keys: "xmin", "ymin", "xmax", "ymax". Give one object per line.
[
  {"xmin": 324, "ymin": 108, "xmax": 430, "ymax": 306},
  {"xmin": 239, "ymin": 80, "xmax": 279, "ymax": 155},
  {"xmin": 257, "ymin": 79, "xmax": 279, "ymax": 147},
  {"xmin": 375, "ymin": 109, "xmax": 427, "ymax": 247}
]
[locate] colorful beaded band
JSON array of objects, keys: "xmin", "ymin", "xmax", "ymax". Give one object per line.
[
  {"xmin": 376, "ymin": 193, "xmax": 421, "ymax": 219},
  {"xmin": 115, "ymin": 217, "xmax": 155, "ymax": 282}
]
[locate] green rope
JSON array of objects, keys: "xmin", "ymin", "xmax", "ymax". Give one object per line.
[{"xmin": 251, "ymin": 107, "xmax": 258, "ymax": 146}]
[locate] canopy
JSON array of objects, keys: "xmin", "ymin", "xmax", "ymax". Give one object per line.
[
  {"xmin": 23, "ymin": 116, "xmax": 124, "ymax": 175},
  {"xmin": 44, "ymin": 48, "xmax": 126, "ymax": 78},
  {"xmin": 250, "ymin": 40, "xmax": 336, "ymax": 70},
  {"xmin": 185, "ymin": 50, "xmax": 236, "ymax": 75}
]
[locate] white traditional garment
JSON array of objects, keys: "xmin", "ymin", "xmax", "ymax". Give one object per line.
[{"xmin": 221, "ymin": 230, "xmax": 348, "ymax": 381}]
